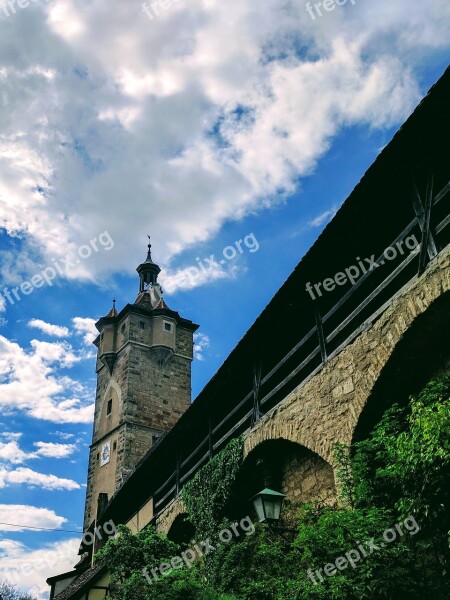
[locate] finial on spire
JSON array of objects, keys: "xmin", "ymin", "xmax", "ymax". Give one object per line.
[
  {"xmin": 146, "ymin": 235, "xmax": 152, "ymax": 261},
  {"xmin": 106, "ymin": 298, "xmax": 118, "ymax": 318}
]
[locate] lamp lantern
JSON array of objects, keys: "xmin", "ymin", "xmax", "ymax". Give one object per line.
[{"xmin": 251, "ymin": 488, "xmax": 286, "ymax": 523}]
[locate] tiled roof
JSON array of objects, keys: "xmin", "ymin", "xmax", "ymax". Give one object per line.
[{"xmin": 53, "ymin": 563, "xmax": 106, "ymax": 600}]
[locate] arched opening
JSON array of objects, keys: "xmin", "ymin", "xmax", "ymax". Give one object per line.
[
  {"xmin": 353, "ymin": 290, "xmax": 450, "ymax": 443},
  {"xmin": 166, "ymin": 513, "xmax": 196, "ymax": 547},
  {"xmin": 227, "ymin": 439, "xmax": 336, "ymax": 522}
]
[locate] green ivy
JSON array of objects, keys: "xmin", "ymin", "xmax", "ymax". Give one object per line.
[{"xmin": 182, "ymin": 436, "xmax": 244, "ymax": 539}]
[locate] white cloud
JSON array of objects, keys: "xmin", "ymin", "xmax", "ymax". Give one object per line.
[
  {"xmin": 0, "ymin": 334, "xmax": 94, "ymax": 423},
  {"xmin": 308, "ymin": 205, "xmax": 339, "ymax": 228},
  {"xmin": 0, "ymin": 441, "xmax": 35, "ymax": 465},
  {"xmin": 0, "ymin": 537, "xmax": 80, "ymax": 600},
  {"xmin": 72, "ymin": 316, "xmax": 98, "ymax": 346},
  {"xmin": 0, "ymin": 504, "xmax": 68, "ymax": 532},
  {"xmin": 0, "ymin": 439, "xmax": 77, "ymax": 463},
  {"xmin": 0, "ymin": 432, "xmax": 23, "ymax": 441},
  {"xmin": 0, "ymin": 466, "xmax": 80, "ymax": 490},
  {"xmin": 0, "ymin": 0, "xmax": 447, "ymax": 289},
  {"xmin": 53, "ymin": 431, "xmax": 75, "ymax": 440},
  {"xmin": 193, "ymin": 332, "xmax": 210, "ymax": 361},
  {"xmin": 28, "ymin": 319, "xmax": 70, "ymax": 338},
  {"xmin": 33, "ymin": 441, "xmax": 77, "ymax": 459},
  {"xmin": 162, "ymin": 261, "xmax": 239, "ymax": 294},
  {"xmin": 0, "ymin": 539, "xmax": 26, "ymax": 554}
]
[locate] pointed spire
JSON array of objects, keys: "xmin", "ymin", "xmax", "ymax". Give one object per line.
[
  {"xmin": 137, "ymin": 236, "xmax": 161, "ymax": 292},
  {"xmin": 106, "ymin": 298, "xmax": 118, "ymax": 318},
  {"xmin": 145, "ymin": 235, "xmax": 154, "ymax": 263}
]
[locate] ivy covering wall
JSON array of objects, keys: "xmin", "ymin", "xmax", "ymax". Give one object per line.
[{"xmin": 181, "ymin": 436, "xmax": 244, "ymax": 539}]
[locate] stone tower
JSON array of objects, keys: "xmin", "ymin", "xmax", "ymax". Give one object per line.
[{"xmin": 83, "ymin": 241, "xmax": 199, "ymax": 530}]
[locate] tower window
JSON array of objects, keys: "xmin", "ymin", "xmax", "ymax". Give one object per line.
[
  {"xmin": 107, "ymin": 399, "xmax": 112, "ymax": 416},
  {"xmin": 121, "ymin": 324, "xmax": 126, "ymax": 334},
  {"xmin": 164, "ymin": 322, "xmax": 172, "ymax": 332},
  {"xmin": 113, "ymin": 441, "xmax": 117, "ymax": 451},
  {"xmin": 139, "ymin": 321, "xmax": 145, "ymax": 330}
]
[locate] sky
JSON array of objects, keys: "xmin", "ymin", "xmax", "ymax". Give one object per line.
[{"xmin": 0, "ymin": 0, "xmax": 449, "ymax": 596}]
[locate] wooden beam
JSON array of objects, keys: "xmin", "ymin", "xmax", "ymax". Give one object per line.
[
  {"xmin": 327, "ymin": 247, "xmax": 418, "ymax": 344},
  {"xmin": 433, "ymin": 181, "xmax": 450, "ymax": 205},
  {"xmin": 175, "ymin": 447, "xmax": 181, "ymax": 495},
  {"xmin": 208, "ymin": 415, "xmax": 213, "ymax": 458},
  {"xmin": 314, "ymin": 304, "xmax": 328, "ymax": 363},
  {"xmin": 418, "ymin": 175, "xmax": 434, "ymax": 274},
  {"xmin": 251, "ymin": 360, "xmax": 263, "ymax": 426},
  {"xmin": 260, "ymin": 346, "xmax": 321, "ymax": 407},
  {"xmin": 412, "ymin": 180, "xmax": 438, "ymax": 260},
  {"xmin": 322, "ymin": 217, "xmax": 418, "ymax": 324}
]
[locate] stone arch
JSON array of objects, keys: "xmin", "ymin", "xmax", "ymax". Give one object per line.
[
  {"xmin": 167, "ymin": 513, "xmax": 196, "ymax": 547},
  {"xmin": 156, "ymin": 495, "xmax": 186, "ymax": 537},
  {"xmin": 97, "ymin": 379, "xmax": 122, "ymax": 439},
  {"xmin": 353, "ymin": 289, "xmax": 450, "ymax": 442},
  {"xmin": 230, "ymin": 439, "xmax": 336, "ymax": 522},
  {"xmin": 244, "ymin": 248, "xmax": 450, "ymax": 465}
]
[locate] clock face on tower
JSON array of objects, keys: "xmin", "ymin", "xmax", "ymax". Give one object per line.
[{"xmin": 100, "ymin": 440, "xmax": 111, "ymax": 466}]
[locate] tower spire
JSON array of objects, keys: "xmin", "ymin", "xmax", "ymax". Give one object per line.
[
  {"xmin": 136, "ymin": 236, "xmax": 161, "ymax": 292},
  {"xmin": 105, "ymin": 298, "xmax": 118, "ymax": 318}
]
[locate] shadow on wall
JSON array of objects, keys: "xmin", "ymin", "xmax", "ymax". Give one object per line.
[
  {"xmin": 226, "ymin": 439, "xmax": 337, "ymax": 522},
  {"xmin": 167, "ymin": 513, "xmax": 196, "ymax": 547}
]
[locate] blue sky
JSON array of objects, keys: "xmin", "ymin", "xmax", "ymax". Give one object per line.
[{"xmin": 0, "ymin": 0, "xmax": 449, "ymax": 596}]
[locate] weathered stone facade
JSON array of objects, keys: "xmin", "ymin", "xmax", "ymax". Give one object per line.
[
  {"xmin": 84, "ymin": 275, "xmax": 198, "ymax": 530},
  {"xmin": 281, "ymin": 447, "xmax": 336, "ymax": 505}
]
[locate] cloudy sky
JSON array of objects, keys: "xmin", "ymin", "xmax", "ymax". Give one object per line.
[{"xmin": 0, "ymin": 0, "xmax": 449, "ymax": 596}]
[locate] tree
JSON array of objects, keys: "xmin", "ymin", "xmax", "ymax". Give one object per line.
[{"xmin": 0, "ymin": 580, "xmax": 36, "ymax": 600}]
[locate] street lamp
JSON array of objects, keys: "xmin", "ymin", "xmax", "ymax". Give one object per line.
[{"xmin": 251, "ymin": 488, "xmax": 286, "ymax": 523}]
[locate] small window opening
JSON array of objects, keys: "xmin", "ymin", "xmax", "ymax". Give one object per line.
[
  {"xmin": 139, "ymin": 321, "xmax": 145, "ymax": 330},
  {"xmin": 164, "ymin": 322, "xmax": 172, "ymax": 332},
  {"xmin": 113, "ymin": 441, "xmax": 117, "ymax": 451},
  {"xmin": 107, "ymin": 399, "xmax": 112, "ymax": 416}
]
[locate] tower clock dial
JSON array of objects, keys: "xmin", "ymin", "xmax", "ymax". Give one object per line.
[{"xmin": 100, "ymin": 440, "xmax": 111, "ymax": 466}]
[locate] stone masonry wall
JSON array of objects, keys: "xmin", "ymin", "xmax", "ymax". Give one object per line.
[
  {"xmin": 155, "ymin": 246, "xmax": 450, "ymax": 535},
  {"xmin": 244, "ymin": 246, "xmax": 450, "ymax": 466},
  {"xmin": 282, "ymin": 449, "xmax": 336, "ymax": 505},
  {"xmin": 84, "ymin": 310, "xmax": 195, "ymax": 530}
]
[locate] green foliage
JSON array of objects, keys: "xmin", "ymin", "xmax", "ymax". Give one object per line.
[
  {"xmin": 206, "ymin": 524, "xmax": 295, "ymax": 599},
  {"xmin": 148, "ymin": 569, "xmax": 220, "ymax": 600},
  {"xmin": 95, "ymin": 524, "xmax": 229, "ymax": 600},
  {"xmin": 95, "ymin": 524, "xmax": 181, "ymax": 598},
  {"xmin": 292, "ymin": 505, "xmax": 417, "ymax": 600},
  {"xmin": 204, "ymin": 504, "xmax": 419, "ymax": 600},
  {"xmin": 339, "ymin": 375, "xmax": 450, "ymax": 556},
  {"xmin": 0, "ymin": 580, "xmax": 36, "ymax": 600},
  {"xmin": 182, "ymin": 436, "xmax": 244, "ymax": 538}
]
